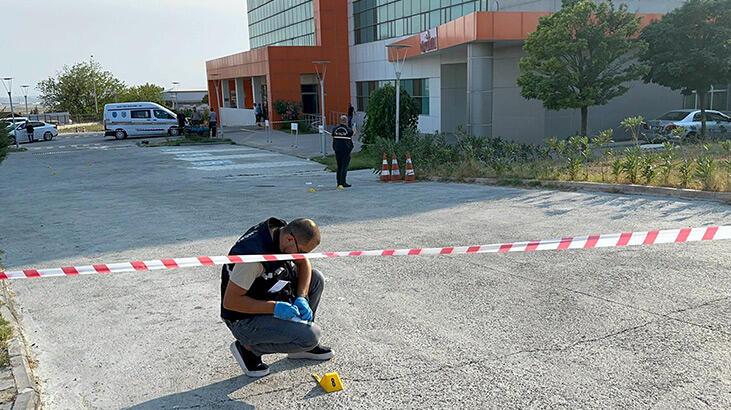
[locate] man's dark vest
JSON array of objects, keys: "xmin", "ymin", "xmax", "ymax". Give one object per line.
[{"xmin": 220, "ymin": 218, "xmax": 296, "ymax": 321}]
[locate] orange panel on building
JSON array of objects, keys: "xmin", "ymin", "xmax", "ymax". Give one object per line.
[{"xmin": 206, "ymin": 0, "xmax": 350, "ymax": 124}]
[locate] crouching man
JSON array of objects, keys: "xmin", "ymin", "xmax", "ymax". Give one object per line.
[{"xmin": 221, "ymin": 217, "xmax": 333, "ymax": 377}]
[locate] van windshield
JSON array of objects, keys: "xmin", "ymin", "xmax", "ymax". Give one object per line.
[{"xmin": 154, "ymin": 110, "xmax": 175, "ymax": 120}]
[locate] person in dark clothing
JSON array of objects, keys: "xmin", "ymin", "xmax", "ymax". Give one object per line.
[
  {"xmin": 347, "ymin": 104, "xmax": 355, "ymax": 128},
  {"xmin": 177, "ymin": 110, "xmax": 186, "ymax": 135},
  {"xmin": 222, "ymin": 218, "xmax": 333, "ymax": 377},
  {"xmin": 25, "ymin": 122, "xmax": 34, "ymax": 143},
  {"xmin": 208, "ymin": 110, "xmax": 218, "ymax": 138},
  {"xmin": 329, "ymin": 115, "xmax": 354, "ymax": 188}
]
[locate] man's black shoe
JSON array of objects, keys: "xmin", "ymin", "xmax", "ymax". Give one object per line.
[
  {"xmin": 342, "ymin": 183, "xmax": 352, "ymax": 188},
  {"xmin": 287, "ymin": 345, "xmax": 334, "ymax": 361},
  {"xmin": 230, "ymin": 341, "xmax": 270, "ymax": 377}
]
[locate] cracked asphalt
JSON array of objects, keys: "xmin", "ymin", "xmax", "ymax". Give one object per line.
[{"xmin": 0, "ymin": 133, "xmax": 729, "ymax": 408}]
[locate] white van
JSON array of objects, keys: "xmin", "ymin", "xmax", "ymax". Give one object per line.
[{"xmin": 104, "ymin": 102, "xmax": 179, "ymax": 140}]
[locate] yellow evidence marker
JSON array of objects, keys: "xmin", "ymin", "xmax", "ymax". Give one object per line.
[
  {"xmin": 312, "ymin": 372, "xmax": 344, "ymax": 393},
  {"xmin": 308, "ymin": 187, "xmax": 317, "ymax": 193}
]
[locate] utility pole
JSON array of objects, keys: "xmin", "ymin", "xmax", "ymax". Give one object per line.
[
  {"xmin": 385, "ymin": 44, "xmax": 410, "ymax": 143},
  {"xmin": 2, "ymin": 77, "xmax": 19, "ymax": 148}
]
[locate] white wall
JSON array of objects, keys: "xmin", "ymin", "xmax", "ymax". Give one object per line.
[{"xmin": 220, "ymin": 107, "xmax": 256, "ymax": 127}]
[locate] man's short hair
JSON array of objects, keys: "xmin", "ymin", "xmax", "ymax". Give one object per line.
[{"xmin": 283, "ymin": 218, "xmax": 320, "ymax": 245}]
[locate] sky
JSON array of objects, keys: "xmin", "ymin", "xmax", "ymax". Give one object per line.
[{"xmin": 0, "ymin": 0, "xmax": 250, "ymax": 98}]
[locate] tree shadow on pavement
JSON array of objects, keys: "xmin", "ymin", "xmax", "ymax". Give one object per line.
[{"xmin": 127, "ymin": 357, "xmax": 316, "ymax": 409}]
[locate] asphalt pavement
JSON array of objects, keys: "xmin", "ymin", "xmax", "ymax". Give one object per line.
[{"xmin": 0, "ymin": 132, "xmax": 729, "ymax": 409}]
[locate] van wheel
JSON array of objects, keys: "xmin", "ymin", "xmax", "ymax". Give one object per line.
[
  {"xmin": 43, "ymin": 132, "xmax": 53, "ymax": 141},
  {"xmin": 169, "ymin": 127, "xmax": 180, "ymax": 137},
  {"xmin": 114, "ymin": 130, "xmax": 127, "ymax": 140}
]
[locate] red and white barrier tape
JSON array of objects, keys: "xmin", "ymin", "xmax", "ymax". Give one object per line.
[{"xmin": 1, "ymin": 226, "xmax": 728, "ymax": 281}]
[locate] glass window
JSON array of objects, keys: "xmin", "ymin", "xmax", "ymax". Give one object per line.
[
  {"xmin": 658, "ymin": 111, "xmax": 690, "ymax": 121},
  {"xmin": 353, "ymin": 0, "xmax": 483, "ymax": 44},
  {"xmin": 708, "ymin": 112, "xmax": 729, "ymax": 122},
  {"xmin": 131, "ymin": 110, "xmax": 151, "ymax": 119},
  {"xmin": 154, "ymin": 110, "xmax": 174, "ymax": 120},
  {"xmin": 355, "ymin": 78, "xmax": 430, "ymax": 115}
]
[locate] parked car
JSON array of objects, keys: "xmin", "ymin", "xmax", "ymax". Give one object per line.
[
  {"xmin": 103, "ymin": 102, "xmax": 179, "ymax": 140},
  {"xmin": 7, "ymin": 121, "xmax": 58, "ymax": 144},
  {"xmin": 645, "ymin": 109, "xmax": 731, "ymax": 142},
  {"xmin": 1, "ymin": 117, "xmax": 30, "ymax": 128}
]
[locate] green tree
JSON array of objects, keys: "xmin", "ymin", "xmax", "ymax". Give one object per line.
[
  {"xmin": 518, "ymin": 0, "xmax": 648, "ymax": 137},
  {"xmin": 37, "ymin": 61, "xmax": 125, "ymax": 116},
  {"xmin": 640, "ymin": 0, "xmax": 731, "ymax": 140},
  {"xmin": 361, "ymin": 83, "xmax": 419, "ymax": 144},
  {"xmin": 118, "ymin": 83, "xmax": 165, "ymax": 104},
  {"xmin": 0, "ymin": 123, "xmax": 10, "ymax": 164}
]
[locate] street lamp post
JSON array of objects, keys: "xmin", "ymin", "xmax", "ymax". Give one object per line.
[
  {"xmin": 2, "ymin": 77, "xmax": 19, "ymax": 148},
  {"xmin": 313, "ymin": 60, "xmax": 330, "ymax": 156},
  {"xmin": 210, "ymin": 74, "xmax": 223, "ymax": 137},
  {"xmin": 385, "ymin": 44, "xmax": 411, "ymax": 143},
  {"xmin": 20, "ymin": 85, "xmax": 30, "ymax": 116},
  {"xmin": 90, "ymin": 55, "xmax": 99, "ymax": 117},
  {"xmin": 171, "ymin": 81, "xmax": 180, "ymax": 110}
]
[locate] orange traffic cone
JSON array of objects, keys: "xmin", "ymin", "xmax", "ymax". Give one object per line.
[
  {"xmin": 390, "ymin": 154, "xmax": 401, "ymax": 182},
  {"xmin": 404, "ymin": 152, "xmax": 416, "ymax": 182},
  {"xmin": 380, "ymin": 153, "xmax": 391, "ymax": 182}
]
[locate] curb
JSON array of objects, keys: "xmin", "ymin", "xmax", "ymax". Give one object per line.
[
  {"xmin": 0, "ymin": 285, "xmax": 39, "ymax": 410},
  {"xmin": 429, "ymin": 177, "xmax": 731, "ymax": 205}
]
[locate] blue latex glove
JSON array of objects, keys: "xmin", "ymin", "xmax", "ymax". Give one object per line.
[
  {"xmin": 273, "ymin": 302, "xmax": 300, "ymax": 320},
  {"xmin": 293, "ymin": 297, "xmax": 313, "ymax": 321}
]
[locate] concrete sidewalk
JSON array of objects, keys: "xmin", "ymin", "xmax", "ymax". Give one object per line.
[{"xmin": 221, "ymin": 126, "xmax": 363, "ymax": 159}]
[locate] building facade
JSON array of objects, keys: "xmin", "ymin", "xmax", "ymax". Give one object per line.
[{"xmin": 207, "ymin": 0, "xmax": 728, "ymax": 141}]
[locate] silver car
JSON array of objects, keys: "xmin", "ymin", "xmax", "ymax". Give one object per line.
[{"xmin": 645, "ymin": 109, "xmax": 731, "ymax": 142}]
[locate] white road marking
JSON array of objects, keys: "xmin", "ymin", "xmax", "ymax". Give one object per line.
[
  {"xmin": 188, "ymin": 160, "xmax": 321, "ymax": 171},
  {"xmin": 173, "ymin": 153, "xmax": 279, "ymax": 161},
  {"xmin": 159, "ymin": 147, "xmax": 258, "ymax": 154}
]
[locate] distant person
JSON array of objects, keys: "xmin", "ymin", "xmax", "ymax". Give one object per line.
[
  {"xmin": 177, "ymin": 110, "xmax": 186, "ymax": 135},
  {"xmin": 209, "ymin": 110, "xmax": 218, "ymax": 138},
  {"xmin": 255, "ymin": 103, "xmax": 263, "ymax": 126},
  {"xmin": 191, "ymin": 106, "xmax": 202, "ymax": 126},
  {"xmin": 347, "ymin": 104, "xmax": 355, "ymax": 128},
  {"xmin": 329, "ymin": 115, "xmax": 354, "ymax": 188},
  {"xmin": 25, "ymin": 121, "xmax": 34, "ymax": 143}
]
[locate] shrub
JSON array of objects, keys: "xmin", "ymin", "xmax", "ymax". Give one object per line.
[
  {"xmin": 611, "ymin": 158, "xmax": 624, "ymax": 182},
  {"xmin": 621, "ymin": 116, "xmax": 646, "ymax": 145},
  {"xmin": 640, "ymin": 153, "xmax": 656, "ymax": 185},
  {"xmin": 695, "ymin": 146, "xmax": 717, "ymax": 190},
  {"xmin": 361, "ymin": 83, "xmax": 419, "ymax": 144},
  {"xmin": 273, "ymin": 100, "xmax": 302, "ymax": 121},
  {"xmin": 592, "ymin": 129, "xmax": 614, "ymax": 181},
  {"xmin": 621, "ymin": 147, "xmax": 642, "ymax": 184},
  {"xmin": 657, "ymin": 142, "xmax": 676, "ymax": 185},
  {"xmin": 678, "ymin": 158, "xmax": 694, "ymax": 188}
]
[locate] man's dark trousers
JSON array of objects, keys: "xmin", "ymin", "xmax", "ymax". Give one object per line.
[
  {"xmin": 333, "ymin": 139, "xmax": 353, "ymax": 186},
  {"xmin": 225, "ymin": 269, "xmax": 325, "ymax": 356}
]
